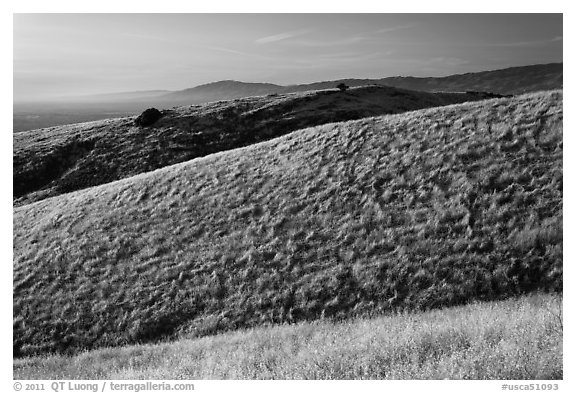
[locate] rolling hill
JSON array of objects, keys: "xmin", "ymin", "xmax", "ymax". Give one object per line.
[
  {"xmin": 13, "ymin": 90, "xmax": 562, "ymax": 357},
  {"xmin": 13, "ymin": 63, "xmax": 562, "ymax": 132},
  {"xmin": 14, "ymin": 85, "xmax": 497, "ymax": 206}
]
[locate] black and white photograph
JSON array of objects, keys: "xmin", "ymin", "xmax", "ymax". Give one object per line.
[{"xmin": 9, "ymin": 6, "xmax": 566, "ymax": 385}]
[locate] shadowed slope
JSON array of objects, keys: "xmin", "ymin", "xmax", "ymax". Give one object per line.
[
  {"xmin": 13, "ymin": 91, "xmax": 562, "ymax": 357},
  {"xmin": 14, "ymin": 86, "xmax": 500, "ymax": 205}
]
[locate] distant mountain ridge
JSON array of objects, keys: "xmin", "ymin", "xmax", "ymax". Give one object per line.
[
  {"xmin": 14, "ymin": 63, "xmax": 562, "ymax": 132},
  {"xmin": 170, "ymin": 80, "xmax": 283, "ymax": 97},
  {"xmin": 159, "ymin": 63, "xmax": 562, "ymax": 105},
  {"xmin": 378, "ymin": 63, "xmax": 563, "ymax": 95},
  {"xmin": 41, "ymin": 63, "xmax": 561, "ymax": 105}
]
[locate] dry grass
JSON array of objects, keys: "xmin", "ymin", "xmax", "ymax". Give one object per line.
[
  {"xmin": 13, "ymin": 91, "xmax": 562, "ymax": 357},
  {"xmin": 13, "ymin": 293, "xmax": 562, "ymax": 380},
  {"xmin": 13, "ymin": 85, "xmax": 496, "ymax": 205}
]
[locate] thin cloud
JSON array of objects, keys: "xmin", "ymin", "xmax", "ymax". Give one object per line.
[
  {"xmin": 286, "ymin": 35, "xmax": 368, "ymax": 48},
  {"xmin": 375, "ymin": 24, "xmax": 415, "ymax": 34},
  {"xmin": 255, "ymin": 29, "xmax": 313, "ymax": 45},
  {"xmin": 205, "ymin": 46, "xmax": 251, "ymax": 56},
  {"xmin": 483, "ymin": 36, "xmax": 563, "ymax": 47},
  {"xmin": 316, "ymin": 52, "xmax": 384, "ymax": 62},
  {"xmin": 202, "ymin": 46, "xmax": 272, "ymax": 60}
]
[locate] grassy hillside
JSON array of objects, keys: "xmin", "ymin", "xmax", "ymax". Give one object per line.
[
  {"xmin": 14, "ymin": 293, "xmax": 562, "ymax": 379},
  {"xmin": 13, "ymin": 91, "xmax": 562, "ymax": 357},
  {"xmin": 14, "ymin": 85, "xmax": 492, "ymax": 205}
]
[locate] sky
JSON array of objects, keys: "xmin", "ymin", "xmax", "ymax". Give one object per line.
[{"xmin": 13, "ymin": 13, "xmax": 563, "ymax": 101}]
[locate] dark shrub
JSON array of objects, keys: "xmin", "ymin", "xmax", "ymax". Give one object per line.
[
  {"xmin": 336, "ymin": 83, "xmax": 349, "ymax": 92},
  {"xmin": 134, "ymin": 108, "xmax": 163, "ymax": 127}
]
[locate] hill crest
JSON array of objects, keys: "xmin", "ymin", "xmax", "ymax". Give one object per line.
[
  {"xmin": 14, "ymin": 85, "xmax": 499, "ymax": 205},
  {"xmin": 162, "ymin": 63, "xmax": 562, "ymax": 102},
  {"xmin": 13, "ymin": 63, "xmax": 562, "ymax": 133}
]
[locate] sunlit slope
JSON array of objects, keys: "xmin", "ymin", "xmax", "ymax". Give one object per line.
[
  {"xmin": 14, "ymin": 294, "xmax": 562, "ymax": 380},
  {"xmin": 13, "ymin": 91, "xmax": 562, "ymax": 357},
  {"xmin": 14, "ymin": 85, "xmax": 497, "ymax": 205}
]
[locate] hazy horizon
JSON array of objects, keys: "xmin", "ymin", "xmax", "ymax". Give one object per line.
[{"xmin": 14, "ymin": 13, "xmax": 563, "ymax": 102}]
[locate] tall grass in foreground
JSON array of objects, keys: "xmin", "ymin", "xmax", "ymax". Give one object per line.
[{"xmin": 14, "ymin": 293, "xmax": 562, "ymax": 380}]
